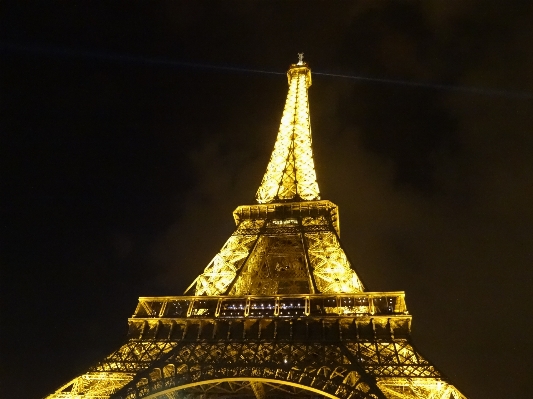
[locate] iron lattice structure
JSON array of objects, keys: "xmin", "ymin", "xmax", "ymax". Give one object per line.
[{"xmin": 45, "ymin": 58, "xmax": 467, "ymax": 399}]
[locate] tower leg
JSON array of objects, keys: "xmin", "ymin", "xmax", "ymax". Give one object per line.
[{"xmin": 250, "ymin": 381, "xmax": 266, "ymax": 399}]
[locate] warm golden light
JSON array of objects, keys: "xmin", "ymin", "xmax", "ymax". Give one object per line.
[
  {"xmin": 45, "ymin": 58, "xmax": 467, "ymax": 399},
  {"xmin": 45, "ymin": 372, "xmax": 133, "ymax": 399},
  {"xmin": 193, "ymin": 63, "xmax": 362, "ymax": 297},
  {"xmin": 256, "ymin": 63, "xmax": 320, "ymax": 203}
]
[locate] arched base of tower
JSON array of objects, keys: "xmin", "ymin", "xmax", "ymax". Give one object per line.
[{"xmin": 122, "ymin": 377, "xmax": 380, "ymax": 399}]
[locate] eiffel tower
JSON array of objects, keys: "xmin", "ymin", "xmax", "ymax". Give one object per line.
[{"xmin": 46, "ymin": 56, "xmax": 468, "ymax": 399}]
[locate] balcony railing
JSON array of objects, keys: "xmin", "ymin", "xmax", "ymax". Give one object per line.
[{"xmin": 132, "ymin": 292, "xmax": 408, "ymax": 319}]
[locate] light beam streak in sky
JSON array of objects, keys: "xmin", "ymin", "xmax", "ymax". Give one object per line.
[
  {"xmin": 3, "ymin": 42, "xmax": 532, "ymax": 99},
  {"xmin": 313, "ymin": 71, "xmax": 533, "ymax": 99}
]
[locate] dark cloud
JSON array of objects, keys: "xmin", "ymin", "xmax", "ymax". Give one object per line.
[{"xmin": 2, "ymin": 2, "xmax": 532, "ymax": 398}]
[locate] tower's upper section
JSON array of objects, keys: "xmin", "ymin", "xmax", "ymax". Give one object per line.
[
  {"xmin": 255, "ymin": 57, "xmax": 320, "ymax": 204},
  {"xmin": 189, "ymin": 56, "xmax": 365, "ymax": 297}
]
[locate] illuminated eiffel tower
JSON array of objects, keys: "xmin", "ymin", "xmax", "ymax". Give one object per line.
[{"xmin": 46, "ymin": 55, "xmax": 467, "ymax": 399}]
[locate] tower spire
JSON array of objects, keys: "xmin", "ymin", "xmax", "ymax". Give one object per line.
[{"xmin": 256, "ymin": 56, "xmax": 320, "ymax": 203}]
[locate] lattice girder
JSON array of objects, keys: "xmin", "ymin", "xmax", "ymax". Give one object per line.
[
  {"xmin": 344, "ymin": 342, "xmax": 441, "ymax": 378},
  {"xmin": 304, "ymin": 228, "xmax": 364, "ymax": 294},
  {"xmin": 193, "ymin": 200, "xmax": 364, "ymax": 296},
  {"xmin": 194, "ymin": 219, "xmax": 266, "ymax": 296},
  {"xmin": 256, "ymin": 63, "xmax": 319, "ymax": 203},
  {"xmin": 377, "ymin": 378, "xmax": 467, "ymax": 399},
  {"xmin": 45, "ymin": 341, "xmax": 179, "ymax": 399},
  {"xmin": 230, "ymin": 233, "xmax": 312, "ymax": 296},
  {"xmin": 93, "ymin": 341, "xmax": 179, "ymax": 373},
  {"xmin": 106, "ymin": 310, "xmax": 463, "ymax": 399},
  {"xmin": 44, "ymin": 58, "xmax": 468, "ymax": 399},
  {"xmin": 107, "ymin": 331, "xmax": 465, "ymax": 399},
  {"xmin": 112, "ymin": 340, "xmax": 386, "ymax": 399},
  {"xmin": 45, "ymin": 372, "xmax": 134, "ymax": 399}
]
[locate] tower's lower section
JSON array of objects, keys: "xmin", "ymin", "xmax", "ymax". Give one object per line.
[{"xmin": 45, "ymin": 294, "xmax": 466, "ymax": 399}]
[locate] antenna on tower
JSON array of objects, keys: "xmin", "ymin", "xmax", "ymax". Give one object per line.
[{"xmin": 297, "ymin": 52, "xmax": 304, "ymax": 65}]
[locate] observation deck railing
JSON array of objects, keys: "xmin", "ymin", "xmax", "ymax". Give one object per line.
[{"xmin": 132, "ymin": 292, "xmax": 408, "ymax": 320}]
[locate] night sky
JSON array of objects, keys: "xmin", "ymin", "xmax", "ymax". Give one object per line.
[{"xmin": 2, "ymin": 2, "xmax": 533, "ymax": 398}]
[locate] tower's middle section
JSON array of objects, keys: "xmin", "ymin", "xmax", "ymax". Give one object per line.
[{"xmin": 193, "ymin": 200, "xmax": 365, "ymax": 296}]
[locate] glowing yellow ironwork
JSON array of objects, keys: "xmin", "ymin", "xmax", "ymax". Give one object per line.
[
  {"xmin": 195, "ymin": 218, "xmax": 314, "ymax": 297},
  {"xmin": 303, "ymin": 216, "xmax": 364, "ymax": 293},
  {"xmin": 45, "ymin": 341, "xmax": 177, "ymax": 398},
  {"xmin": 44, "ymin": 57, "xmax": 468, "ymax": 399},
  {"xmin": 377, "ymin": 379, "xmax": 467, "ymax": 399},
  {"xmin": 232, "ymin": 233, "xmax": 311, "ymax": 295},
  {"xmin": 194, "ymin": 219, "xmax": 265, "ymax": 296},
  {"xmin": 45, "ymin": 372, "xmax": 133, "ymax": 399},
  {"xmin": 194, "ymin": 203, "xmax": 364, "ymax": 296},
  {"xmin": 256, "ymin": 63, "xmax": 320, "ymax": 203},
  {"xmin": 306, "ymin": 231, "xmax": 364, "ymax": 293}
]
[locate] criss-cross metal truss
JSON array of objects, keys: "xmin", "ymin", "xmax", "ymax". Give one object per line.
[
  {"xmin": 46, "ymin": 294, "xmax": 465, "ymax": 399},
  {"xmin": 193, "ymin": 201, "xmax": 364, "ymax": 297},
  {"xmin": 256, "ymin": 62, "xmax": 320, "ymax": 204},
  {"xmin": 45, "ymin": 58, "xmax": 468, "ymax": 399}
]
